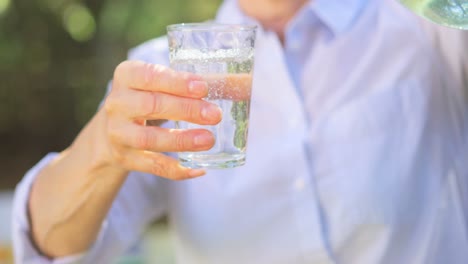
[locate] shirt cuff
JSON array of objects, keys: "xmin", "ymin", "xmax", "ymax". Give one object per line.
[{"xmin": 11, "ymin": 153, "xmax": 86, "ymax": 264}]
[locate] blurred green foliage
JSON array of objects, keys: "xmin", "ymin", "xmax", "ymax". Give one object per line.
[{"xmin": 0, "ymin": 0, "xmax": 222, "ymax": 189}]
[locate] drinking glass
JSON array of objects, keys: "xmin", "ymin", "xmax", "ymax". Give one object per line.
[
  {"xmin": 398, "ymin": 0, "xmax": 468, "ymax": 29},
  {"xmin": 167, "ymin": 23, "xmax": 257, "ymax": 169}
]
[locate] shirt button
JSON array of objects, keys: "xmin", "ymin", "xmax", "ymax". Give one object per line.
[{"xmin": 294, "ymin": 177, "xmax": 306, "ymax": 191}]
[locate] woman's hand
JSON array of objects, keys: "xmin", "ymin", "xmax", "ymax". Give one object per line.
[{"xmin": 99, "ymin": 60, "xmax": 222, "ymax": 180}]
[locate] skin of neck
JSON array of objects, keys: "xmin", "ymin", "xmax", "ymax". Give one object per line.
[{"xmin": 237, "ymin": 0, "xmax": 309, "ymax": 42}]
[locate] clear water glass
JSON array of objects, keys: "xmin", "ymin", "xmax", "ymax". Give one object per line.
[
  {"xmin": 399, "ymin": 0, "xmax": 468, "ymax": 29},
  {"xmin": 167, "ymin": 23, "xmax": 257, "ymax": 169}
]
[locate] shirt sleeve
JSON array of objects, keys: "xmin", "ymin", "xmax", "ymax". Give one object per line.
[
  {"xmin": 11, "ymin": 153, "xmax": 84, "ymax": 264},
  {"xmin": 12, "ymin": 36, "xmax": 173, "ymax": 263},
  {"xmin": 11, "ymin": 153, "xmax": 168, "ymax": 264}
]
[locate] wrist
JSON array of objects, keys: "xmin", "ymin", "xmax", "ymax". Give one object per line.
[{"xmin": 70, "ymin": 110, "xmax": 128, "ymax": 180}]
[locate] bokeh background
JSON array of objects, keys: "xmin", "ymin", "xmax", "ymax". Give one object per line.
[{"xmin": 0, "ymin": 0, "xmax": 222, "ymax": 262}]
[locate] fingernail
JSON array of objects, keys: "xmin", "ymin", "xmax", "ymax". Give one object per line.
[
  {"xmin": 201, "ymin": 104, "xmax": 222, "ymax": 121},
  {"xmin": 188, "ymin": 81, "xmax": 207, "ymax": 96},
  {"xmin": 194, "ymin": 133, "xmax": 213, "ymax": 146},
  {"xmin": 188, "ymin": 169, "xmax": 206, "ymax": 177}
]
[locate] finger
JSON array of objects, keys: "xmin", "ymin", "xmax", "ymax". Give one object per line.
[
  {"xmin": 120, "ymin": 149, "xmax": 206, "ymax": 180},
  {"xmin": 113, "ymin": 60, "xmax": 208, "ymax": 98},
  {"xmin": 105, "ymin": 89, "xmax": 222, "ymax": 124},
  {"xmin": 108, "ymin": 122, "xmax": 216, "ymax": 152}
]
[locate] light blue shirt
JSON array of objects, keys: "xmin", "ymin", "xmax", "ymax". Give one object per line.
[{"xmin": 12, "ymin": 0, "xmax": 468, "ymax": 263}]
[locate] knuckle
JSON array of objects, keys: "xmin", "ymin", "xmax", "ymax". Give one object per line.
[
  {"xmin": 152, "ymin": 93, "xmax": 166, "ymax": 115},
  {"xmin": 107, "ymin": 127, "xmax": 121, "ymax": 145},
  {"xmin": 142, "ymin": 62, "xmax": 155, "ymax": 87},
  {"xmin": 166, "ymin": 166, "xmax": 180, "ymax": 179},
  {"xmin": 141, "ymin": 92, "xmax": 158, "ymax": 116},
  {"xmin": 104, "ymin": 93, "xmax": 119, "ymax": 115},
  {"xmin": 114, "ymin": 61, "xmax": 129, "ymax": 80},
  {"xmin": 167, "ymin": 165, "xmax": 183, "ymax": 180},
  {"xmin": 150, "ymin": 160, "xmax": 168, "ymax": 177},
  {"xmin": 149, "ymin": 156, "xmax": 188, "ymax": 180},
  {"xmin": 174, "ymin": 133, "xmax": 191, "ymax": 151},
  {"xmin": 171, "ymin": 69, "xmax": 184, "ymax": 85},
  {"xmin": 174, "ymin": 170, "xmax": 190, "ymax": 180},
  {"xmin": 143, "ymin": 63, "xmax": 165, "ymax": 88},
  {"xmin": 159, "ymin": 66, "xmax": 173, "ymax": 88},
  {"xmin": 112, "ymin": 150, "xmax": 126, "ymax": 165},
  {"xmin": 180, "ymin": 100, "xmax": 195, "ymax": 120},
  {"xmin": 134, "ymin": 128, "xmax": 152, "ymax": 150}
]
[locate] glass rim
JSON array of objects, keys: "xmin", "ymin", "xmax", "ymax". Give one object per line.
[{"xmin": 167, "ymin": 23, "xmax": 257, "ymax": 32}]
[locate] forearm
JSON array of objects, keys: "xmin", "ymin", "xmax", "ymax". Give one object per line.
[
  {"xmin": 28, "ymin": 110, "xmax": 128, "ymax": 258},
  {"xmin": 24, "ymin": 60, "xmax": 217, "ymax": 259}
]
